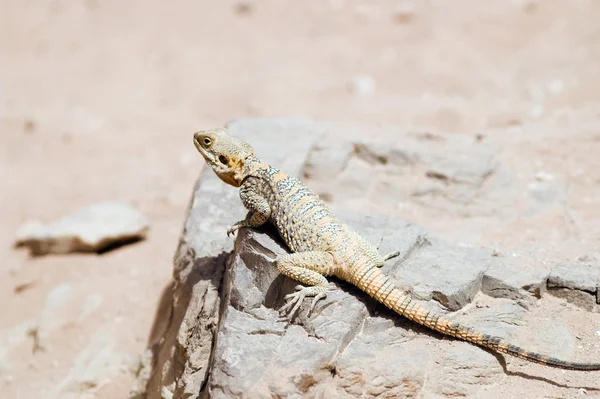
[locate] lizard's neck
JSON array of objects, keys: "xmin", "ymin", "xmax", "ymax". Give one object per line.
[{"xmin": 241, "ymin": 155, "xmax": 270, "ymax": 179}]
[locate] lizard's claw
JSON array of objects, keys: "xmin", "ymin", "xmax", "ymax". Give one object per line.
[
  {"xmin": 226, "ymin": 224, "xmax": 241, "ymax": 237},
  {"xmin": 279, "ymin": 285, "xmax": 328, "ymax": 319}
]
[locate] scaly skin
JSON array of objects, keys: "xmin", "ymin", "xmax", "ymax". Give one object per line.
[{"xmin": 193, "ymin": 127, "xmax": 600, "ymax": 371}]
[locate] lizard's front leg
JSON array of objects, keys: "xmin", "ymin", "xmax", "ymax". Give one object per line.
[
  {"xmin": 227, "ymin": 178, "xmax": 271, "ymax": 236},
  {"xmin": 277, "ymin": 251, "xmax": 335, "ymax": 318}
]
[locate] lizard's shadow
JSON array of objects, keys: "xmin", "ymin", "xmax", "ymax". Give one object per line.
[
  {"xmin": 250, "ymin": 223, "xmax": 302, "ymax": 309},
  {"xmin": 492, "ymin": 351, "xmax": 600, "ymax": 391},
  {"xmin": 335, "ymin": 279, "xmax": 441, "ymax": 338}
]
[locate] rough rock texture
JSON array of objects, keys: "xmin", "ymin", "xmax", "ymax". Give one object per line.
[
  {"xmin": 15, "ymin": 201, "xmax": 149, "ymax": 255},
  {"xmin": 131, "ymin": 119, "xmax": 600, "ymax": 398},
  {"xmin": 203, "ymin": 224, "xmax": 519, "ymax": 398},
  {"xmin": 302, "ymin": 130, "xmax": 512, "ymax": 217},
  {"xmin": 548, "ymin": 256, "xmax": 600, "ymax": 310},
  {"xmin": 482, "ymin": 255, "xmax": 550, "ymax": 301}
]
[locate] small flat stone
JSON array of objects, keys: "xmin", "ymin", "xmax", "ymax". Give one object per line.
[
  {"xmin": 548, "ymin": 260, "xmax": 599, "ymax": 293},
  {"xmin": 482, "ymin": 255, "xmax": 549, "ymax": 300},
  {"xmin": 547, "ymin": 259, "xmax": 600, "ymax": 311},
  {"xmin": 15, "ymin": 201, "xmax": 149, "ymax": 255}
]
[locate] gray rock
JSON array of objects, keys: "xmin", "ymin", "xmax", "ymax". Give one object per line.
[
  {"xmin": 325, "ymin": 211, "xmax": 491, "ymax": 311},
  {"xmin": 547, "ymin": 288, "xmax": 597, "ymax": 311},
  {"xmin": 204, "ymin": 214, "xmax": 526, "ymax": 397},
  {"xmin": 482, "ymin": 254, "xmax": 550, "ymax": 300},
  {"xmin": 206, "ymin": 224, "xmax": 434, "ymax": 398},
  {"xmin": 428, "ymin": 342, "xmax": 501, "ymax": 398},
  {"xmin": 302, "ymin": 128, "xmax": 516, "ymax": 218},
  {"xmin": 424, "ymin": 295, "xmax": 580, "ymax": 398},
  {"xmin": 132, "ymin": 119, "xmax": 599, "ymax": 398},
  {"xmin": 547, "ymin": 258, "xmax": 600, "ymax": 311},
  {"xmin": 548, "ymin": 259, "xmax": 599, "ymax": 293},
  {"xmin": 391, "ymin": 238, "xmax": 491, "ymax": 311},
  {"xmin": 302, "ymin": 135, "xmax": 354, "ymax": 198},
  {"xmin": 15, "ymin": 201, "xmax": 149, "ymax": 255}
]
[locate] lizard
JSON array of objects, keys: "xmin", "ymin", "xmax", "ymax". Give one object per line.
[{"xmin": 192, "ymin": 127, "xmax": 600, "ymax": 371}]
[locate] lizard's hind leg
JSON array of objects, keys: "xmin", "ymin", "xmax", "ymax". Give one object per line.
[
  {"xmin": 382, "ymin": 251, "xmax": 401, "ymax": 261},
  {"xmin": 375, "ymin": 236, "xmax": 401, "ymax": 267},
  {"xmin": 277, "ymin": 251, "xmax": 335, "ymax": 318}
]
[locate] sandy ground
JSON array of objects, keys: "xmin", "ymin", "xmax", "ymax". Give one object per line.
[{"xmin": 1, "ymin": 1, "xmax": 599, "ymax": 398}]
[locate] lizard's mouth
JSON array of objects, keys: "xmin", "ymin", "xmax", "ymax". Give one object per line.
[
  {"xmin": 192, "ymin": 135, "xmax": 204, "ymax": 155},
  {"xmin": 193, "ymin": 136, "xmax": 213, "ymax": 164}
]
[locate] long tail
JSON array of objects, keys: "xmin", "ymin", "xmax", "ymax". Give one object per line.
[{"xmin": 351, "ymin": 265, "xmax": 600, "ymax": 371}]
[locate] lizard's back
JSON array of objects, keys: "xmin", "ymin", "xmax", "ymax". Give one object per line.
[{"xmin": 244, "ymin": 157, "xmax": 347, "ymax": 254}]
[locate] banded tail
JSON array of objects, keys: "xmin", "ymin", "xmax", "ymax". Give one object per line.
[{"xmin": 351, "ymin": 264, "xmax": 600, "ymax": 371}]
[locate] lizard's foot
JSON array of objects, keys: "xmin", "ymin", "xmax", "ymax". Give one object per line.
[
  {"xmin": 226, "ymin": 226, "xmax": 237, "ymax": 237},
  {"xmin": 226, "ymin": 222, "xmax": 244, "ymax": 237},
  {"xmin": 280, "ymin": 285, "xmax": 327, "ymax": 319},
  {"xmin": 374, "ymin": 250, "xmax": 401, "ymax": 267},
  {"xmin": 376, "ymin": 235, "xmax": 401, "ymax": 267},
  {"xmin": 383, "ymin": 250, "xmax": 400, "ymax": 262}
]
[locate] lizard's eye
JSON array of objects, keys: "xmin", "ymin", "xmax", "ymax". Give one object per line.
[
  {"xmin": 219, "ymin": 155, "xmax": 228, "ymax": 165},
  {"xmin": 203, "ymin": 137, "xmax": 212, "ymax": 146}
]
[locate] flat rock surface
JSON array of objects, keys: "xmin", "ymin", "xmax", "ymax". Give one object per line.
[{"xmin": 303, "ymin": 131, "xmax": 513, "ymax": 218}]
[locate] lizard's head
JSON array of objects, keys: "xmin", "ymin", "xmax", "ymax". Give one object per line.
[{"xmin": 193, "ymin": 127, "xmax": 255, "ymax": 187}]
